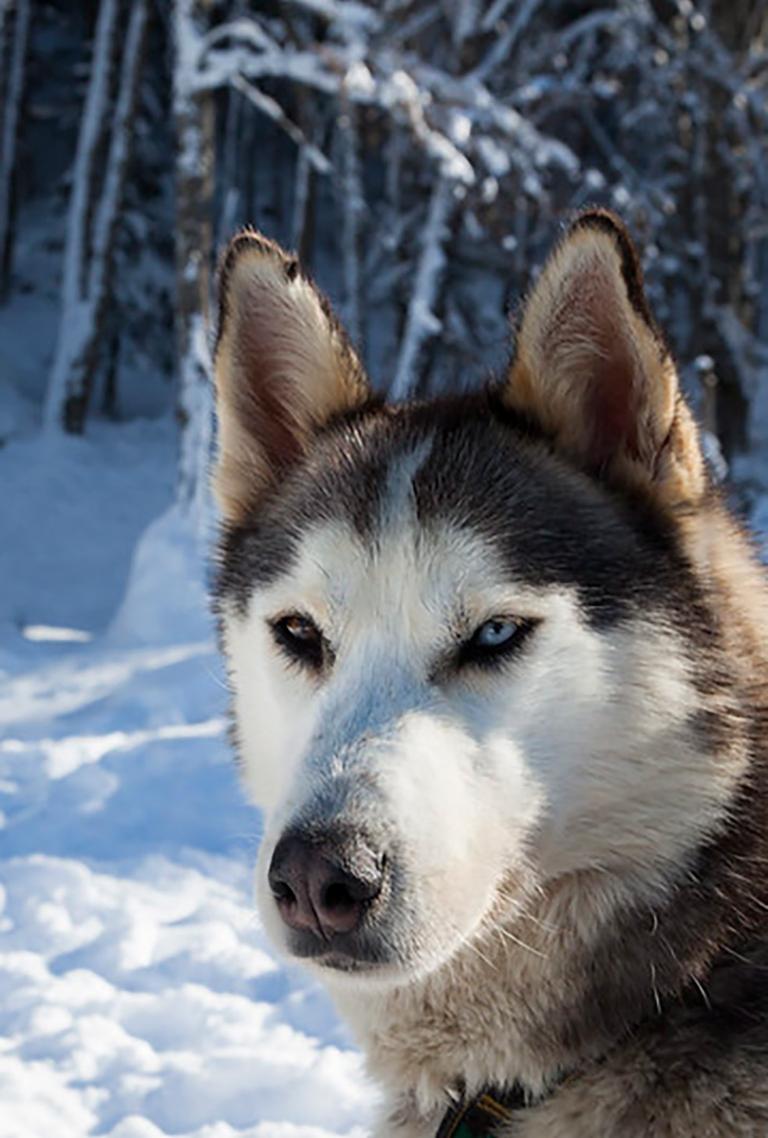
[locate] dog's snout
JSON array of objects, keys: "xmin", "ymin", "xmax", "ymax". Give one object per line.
[{"xmin": 268, "ymin": 831, "xmax": 385, "ymax": 940}]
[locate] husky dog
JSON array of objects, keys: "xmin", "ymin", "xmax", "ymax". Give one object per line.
[{"xmin": 212, "ymin": 211, "xmax": 768, "ymax": 1136}]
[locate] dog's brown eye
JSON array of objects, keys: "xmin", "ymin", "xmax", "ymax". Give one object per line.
[
  {"xmin": 458, "ymin": 616, "xmax": 537, "ymax": 669},
  {"xmin": 270, "ymin": 614, "xmax": 326, "ymax": 670}
]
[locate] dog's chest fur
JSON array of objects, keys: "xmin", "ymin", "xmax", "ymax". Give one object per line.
[
  {"xmin": 338, "ymin": 880, "xmax": 768, "ymax": 1137},
  {"xmin": 365, "ymin": 959, "xmax": 768, "ymax": 1138}
]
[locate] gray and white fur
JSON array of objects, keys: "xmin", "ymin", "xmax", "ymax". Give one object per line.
[{"xmin": 212, "ymin": 212, "xmax": 768, "ymax": 1136}]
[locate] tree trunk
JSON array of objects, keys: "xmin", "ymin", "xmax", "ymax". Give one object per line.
[
  {"xmin": 173, "ymin": 0, "xmax": 215, "ymax": 528},
  {"xmin": 43, "ymin": 0, "xmax": 122, "ymax": 432},
  {"xmin": 0, "ymin": 0, "xmax": 31, "ymax": 299},
  {"xmin": 68, "ymin": 0, "xmax": 147, "ymax": 432}
]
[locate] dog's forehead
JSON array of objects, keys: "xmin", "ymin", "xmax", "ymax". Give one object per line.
[
  {"xmin": 216, "ymin": 399, "xmax": 686, "ymax": 626},
  {"xmin": 255, "ymin": 513, "xmax": 521, "ymax": 634}
]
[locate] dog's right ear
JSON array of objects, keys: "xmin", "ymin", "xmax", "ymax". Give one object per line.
[
  {"xmin": 213, "ymin": 231, "xmax": 369, "ymax": 524},
  {"xmin": 505, "ymin": 210, "xmax": 705, "ymax": 508}
]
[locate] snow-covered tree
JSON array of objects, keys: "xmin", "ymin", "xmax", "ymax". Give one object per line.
[
  {"xmin": 190, "ymin": 0, "xmax": 768, "ymax": 455},
  {"xmin": 2, "ymin": 0, "xmax": 767, "ymax": 500},
  {"xmin": 44, "ymin": 0, "xmax": 148, "ymax": 433},
  {"xmin": 173, "ymin": 0, "xmax": 215, "ymax": 527},
  {"xmin": 0, "ymin": 0, "xmax": 31, "ymax": 297}
]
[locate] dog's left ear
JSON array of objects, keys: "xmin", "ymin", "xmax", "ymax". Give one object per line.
[
  {"xmin": 213, "ymin": 230, "xmax": 370, "ymax": 524},
  {"xmin": 506, "ymin": 210, "xmax": 705, "ymax": 506}
]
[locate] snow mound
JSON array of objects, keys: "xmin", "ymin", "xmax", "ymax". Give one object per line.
[
  {"xmin": 108, "ymin": 505, "xmax": 212, "ymax": 646},
  {"xmin": 0, "ymin": 856, "xmax": 369, "ymax": 1138},
  {"xmin": 0, "ymin": 425, "xmax": 375, "ymax": 1138}
]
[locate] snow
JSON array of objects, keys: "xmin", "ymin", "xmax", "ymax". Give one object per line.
[
  {"xmin": 0, "ymin": 417, "xmax": 174, "ymax": 634},
  {"xmin": 0, "ymin": 417, "xmax": 375, "ymax": 1138}
]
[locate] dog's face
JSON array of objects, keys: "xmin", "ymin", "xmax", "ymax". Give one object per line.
[{"xmin": 213, "ymin": 214, "xmax": 720, "ymax": 985}]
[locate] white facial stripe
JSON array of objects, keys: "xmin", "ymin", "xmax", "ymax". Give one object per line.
[{"xmin": 377, "ymin": 436, "xmax": 434, "ymax": 531}]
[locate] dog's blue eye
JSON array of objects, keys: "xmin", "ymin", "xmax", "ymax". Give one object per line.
[
  {"xmin": 458, "ymin": 616, "xmax": 536, "ymax": 669},
  {"xmin": 475, "ymin": 619, "xmax": 519, "ymax": 647},
  {"xmin": 271, "ymin": 613, "xmax": 326, "ymax": 670}
]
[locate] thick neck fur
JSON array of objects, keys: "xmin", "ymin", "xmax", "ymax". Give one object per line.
[{"xmin": 332, "ymin": 498, "xmax": 768, "ymax": 1133}]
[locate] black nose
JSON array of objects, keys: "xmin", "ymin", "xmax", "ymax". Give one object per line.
[{"xmin": 268, "ymin": 831, "xmax": 385, "ymax": 939}]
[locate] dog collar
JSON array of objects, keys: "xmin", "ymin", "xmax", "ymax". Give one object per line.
[
  {"xmin": 435, "ymin": 1086, "xmax": 527, "ymax": 1138},
  {"xmin": 435, "ymin": 1071, "xmax": 573, "ymax": 1138}
]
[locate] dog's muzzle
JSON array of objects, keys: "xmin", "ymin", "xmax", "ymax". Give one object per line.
[{"xmin": 267, "ymin": 827, "xmax": 391, "ymax": 968}]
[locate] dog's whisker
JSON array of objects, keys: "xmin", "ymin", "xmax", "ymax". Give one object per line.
[
  {"xmin": 203, "ymin": 664, "xmax": 230, "ymax": 692},
  {"xmin": 493, "ymin": 924, "xmax": 549, "ymax": 960}
]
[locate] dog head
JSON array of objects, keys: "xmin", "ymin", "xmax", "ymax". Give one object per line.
[{"xmin": 212, "ymin": 214, "xmax": 731, "ymax": 986}]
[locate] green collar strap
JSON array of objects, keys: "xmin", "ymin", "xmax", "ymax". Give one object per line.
[{"xmin": 436, "ymin": 1087, "xmax": 527, "ymax": 1138}]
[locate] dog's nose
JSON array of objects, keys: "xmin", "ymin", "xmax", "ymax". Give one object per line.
[{"xmin": 268, "ymin": 832, "xmax": 385, "ymax": 939}]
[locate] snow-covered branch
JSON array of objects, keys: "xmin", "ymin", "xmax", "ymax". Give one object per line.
[
  {"xmin": 390, "ymin": 177, "xmax": 457, "ymax": 400},
  {"xmin": 472, "ymin": 0, "xmax": 544, "ymax": 81},
  {"xmin": 337, "ymin": 92, "xmax": 364, "ymax": 347},
  {"xmin": 231, "ymin": 74, "xmax": 331, "ymax": 173}
]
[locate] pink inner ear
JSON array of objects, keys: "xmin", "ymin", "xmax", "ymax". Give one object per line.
[
  {"xmin": 546, "ymin": 254, "xmax": 644, "ymax": 471},
  {"xmin": 231, "ymin": 299, "xmax": 308, "ymax": 475},
  {"xmin": 586, "ymin": 334, "xmax": 641, "ymax": 471}
]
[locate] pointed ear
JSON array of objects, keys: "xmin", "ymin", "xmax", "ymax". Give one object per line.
[
  {"xmin": 213, "ymin": 230, "xmax": 370, "ymax": 524},
  {"xmin": 506, "ymin": 210, "xmax": 705, "ymax": 507}
]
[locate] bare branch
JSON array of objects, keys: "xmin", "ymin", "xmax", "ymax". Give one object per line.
[{"xmin": 231, "ymin": 74, "xmax": 331, "ymax": 174}]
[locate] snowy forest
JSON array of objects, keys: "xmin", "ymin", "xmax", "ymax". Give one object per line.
[
  {"xmin": 3, "ymin": 1, "xmax": 768, "ymax": 495},
  {"xmin": 1, "ymin": 3, "xmax": 768, "ymax": 1138}
]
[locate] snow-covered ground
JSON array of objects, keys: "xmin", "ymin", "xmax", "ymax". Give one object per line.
[{"xmin": 0, "ymin": 419, "xmax": 373, "ymax": 1138}]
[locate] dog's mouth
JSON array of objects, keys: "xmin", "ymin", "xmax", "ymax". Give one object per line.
[{"xmin": 283, "ymin": 923, "xmax": 399, "ymax": 973}]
